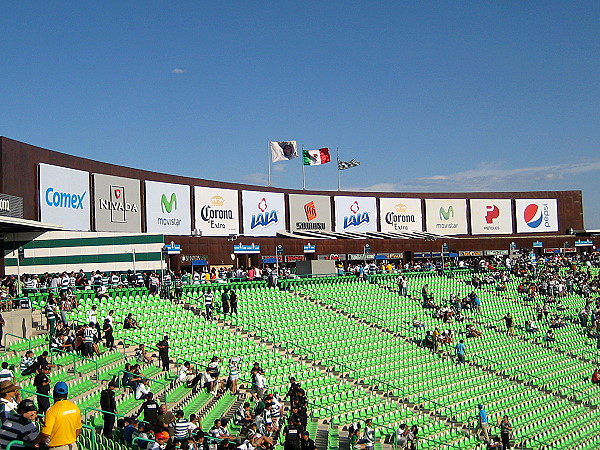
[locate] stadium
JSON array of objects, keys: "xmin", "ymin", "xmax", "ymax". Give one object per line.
[{"xmin": 0, "ymin": 136, "xmax": 599, "ymax": 450}]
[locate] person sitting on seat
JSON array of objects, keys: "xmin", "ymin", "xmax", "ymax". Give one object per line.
[
  {"xmin": 526, "ymin": 320, "xmax": 539, "ymax": 333},
  {"xmin": 592, "ymin": 369, "xmax": 600, "ymax": 384},
  {"xmin": 412, "ymin": 316, "xmax": 425, "ymax": 328},
  {"xmin": 544, "ymin": 329, "xmax": 555, "ymax": 342},
  {"xmin": 123, "ymin": 313, "xmax": 141, "ymax": 329},
  {"xmin": 466, "ymin": 324, "xmax": 482, "ymax": 338}
]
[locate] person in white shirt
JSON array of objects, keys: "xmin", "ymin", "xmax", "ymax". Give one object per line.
[
  {"xmin": 179, "ymin": 362, "xmax": 195, "ymax": 386},
  {"xmin": 0, "ymin": 363, "xmax": 15, "ymax": 384},
  {"xmin": 135, "ymin": 379, "xmax": 151, "ymax": 400}
]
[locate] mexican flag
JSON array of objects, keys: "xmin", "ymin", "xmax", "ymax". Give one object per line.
[{"xmin": 303, "ymin": 148, "xmax": 331, "ymax": 166}]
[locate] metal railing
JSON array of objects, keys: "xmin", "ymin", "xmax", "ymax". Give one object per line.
[
  {"xmin": 4, "ymin": 334, "xmax": 32, "ymax": 352},
  {"xmin": 50, "ymin": 347, "xmax": 99, "ymax": 380}
]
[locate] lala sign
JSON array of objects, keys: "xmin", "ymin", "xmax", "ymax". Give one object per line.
[
  {"xmin": 343, "ymin": 201, "xmax": 369, "ymax": 229},
  {"xmin": 251, "ymin": 198, "xmax": 278, "ymax": 229}
]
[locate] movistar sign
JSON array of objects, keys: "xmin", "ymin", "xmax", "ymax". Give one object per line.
[{"xmin": 161, "ymin": 193, "xmax": 177, "ymax": 213}]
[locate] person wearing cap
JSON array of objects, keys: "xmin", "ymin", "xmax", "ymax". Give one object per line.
[
  {"xmin": 36, "ymin": 381, "xmax": 82, "ymax": 449},
  {"xmin": 100, "ymin": 380, "xmax": 118, "ymax": 438},
  {"xmin": 300, "ymin": 430, "xmax": 316, "ymax": 450},
  {"xmin": 0, "ymin": 380, "xmax": 21, "ymax": 421},
  {"xmin": 476, "ymin": 404, "xmax": 490, "ymax": 443},
  {"xmin": 149, "ymin": 431, "xmax": 170, "ymax": 450},
  {"xmin": 0, "ymin": 399, "xmax": 39, "ymax": 449}
]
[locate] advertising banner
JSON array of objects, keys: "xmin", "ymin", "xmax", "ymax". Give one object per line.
[
  {"xmin": 288, "ymin": 194, "xmax": 332, "ymax": 232},
  {"xmin": 242, "ymin": 191, "xmax": 285, "ymax": 236},
  {"xmin": 469, "ymin": 199, "xmax": 513, "ymax": 235},
  {"xmin": 194, "ymin": 187, "xmax": 239, "ymax": 236},
  {"xmin": 515, "ymin": 199, "xmax": 558, "ymax": 233},
  {"xmin": 425, "ymin": 199, "xmax": 467, "ymax": 235},
  {"xmin": 145, "ymin": 181, "xmax": 191, "ymax": 235},
  {"xmin": 39, "ymin": 163, "xmax": 90, "ymax": 231},
  {"xmin": 379, "ymin": 198, "xmax": 423, "ymax": 233},
  {"xmin": 0, "ymin": 193, "xmax": 23, "ymax": 219},
  {"xmin": 93, "ymin": 174, "xmax": 142, "ymax": 232},
  {"xmin": 334, "ymin": 196, "xmax": 377, "ymax": 232}
]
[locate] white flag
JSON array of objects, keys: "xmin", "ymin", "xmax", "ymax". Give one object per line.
[{"xmin": 270, "ymin": 141, "xmax": 298, "ymax": 163}]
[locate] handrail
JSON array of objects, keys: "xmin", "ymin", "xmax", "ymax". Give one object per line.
[
  {"xmin": 20, "ymin": 388, "xmax": 52, "ymax": 400},
  {"xmin": 4, "ymin": 334, "xmax": 31, "ymax": 352},
  {"xmin": 133, "ymin": 436, "xmax": 156, "ymax": 447},
  {"xmin": 120, "ymin": 337, "xmax": 160, "ymax": 357},
  {"xmin": 82, "ymin": 423, "xmax": 96, "ymax": 450},
  {"xmin": 415, "ymin": 436, "xmax": 463, "ymax": 449},
  {"xmin": 6, "ymin": 441, "xmax": 29, "ymax": 450},
  {"xmin": 116, "ymin": 369, "xmax": 168, "ymax": 402},
  {"xmin": 50, "ymin": 347, "xmax": 99, "ymax": 380},
  {"xmin": 83, "ymin": 406, "xmax": 150, "ymax": 427}
]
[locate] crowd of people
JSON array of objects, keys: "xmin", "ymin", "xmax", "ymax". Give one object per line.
[{"xmin": 0, "ymin": 253, "xmax": 598, "ymax": 450}]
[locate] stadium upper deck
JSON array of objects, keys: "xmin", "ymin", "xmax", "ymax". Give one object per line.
[{"xmin": 0, "ymin": 137, "xmax": 591, "ymax": 275}]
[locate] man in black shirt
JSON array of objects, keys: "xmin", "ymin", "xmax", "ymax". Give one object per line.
[
  {"xmin": 283, "ymin": 417, "xmax": 303, "ymax": 450},
  {"xmin": 157, "ymin": 335, "xmax": 170, "ymax": 372},
  {"xmin": 300, "ymin": 430, "xmax": 317, "ymax": 450},
  {"xmin": 100, "ymin": 380, "xmax": 118, "ymax": 437},
  {"xmin": 33, "ymin": 366, "xmax": 51, "ymax": 414},
  {"xmin": 136, "ymin": 392, "xmax": 160, "ymax": 429}
]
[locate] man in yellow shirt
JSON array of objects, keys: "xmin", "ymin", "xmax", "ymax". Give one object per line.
[{"xmin": 36, "ymin": 382, "xmax": 81, "ymax": 449}]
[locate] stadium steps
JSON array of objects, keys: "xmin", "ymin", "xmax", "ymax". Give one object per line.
[{"xmin": 218, "ymin": 306, "xmax": 442, "ymax": 450}]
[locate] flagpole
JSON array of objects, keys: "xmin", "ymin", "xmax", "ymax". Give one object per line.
[
  {"xmin": 337, "ymin": 147, "xmax": 341, "ymax": 191},
  {"xmin": 301, "ymin": 144, "xmax": 306, "ymax": 190},
  {"xmin": 267, "ymin": 141, "xmax": 271, "ymax": 187}
]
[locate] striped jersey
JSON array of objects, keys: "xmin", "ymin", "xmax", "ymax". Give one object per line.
[
  {"xmin": 0, "ymin": 415, "xmax": 39, "ymax": 449},
  {"xmin": 173, "ymin": 418, "xmax": 192, "ymax": 439}
]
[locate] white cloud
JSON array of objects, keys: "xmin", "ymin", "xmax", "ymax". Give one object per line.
[
  {"xmin": 352, "ymin": 160, "xmax": 600, "ymax": 192},
  {"xmin": 242, "ymin": 172, "xmax": 267, "ymax": 185},
  {"xmin": 272, "ymin": 164, "xmax": 286, "ymax": 172},
  {"xmin": 171, "ymin": 68, "xmax": 186, "ymax": 74}
]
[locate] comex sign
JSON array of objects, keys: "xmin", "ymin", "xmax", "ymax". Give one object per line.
[{"xmin": 45, "ymin": 187, "xmax": 86, "ymax": 210}]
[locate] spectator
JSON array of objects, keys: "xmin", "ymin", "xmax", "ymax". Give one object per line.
[
  {"xmin": 157, "ymin": 335, "xmax": 170, "ymax": 372},
  {"xmin": 35, "ymin": 382, "xmax": 82, "ymax": 448},
  {"xmin": 0, "ymin": 363, "xmax": 14, "ymax": 384},
  {"xmin": 124, "ymin": 313, "xmax": 142, "ymax": 329},
  {"xmin": 100, "ymin": 380, "xmax": 118, "ymax": 438},
  {"xmin": 103, "ymin": 318, "xmax": 115, "ymax": 351},
  {"xmin": 33, "ymin": 366, "xmax": 51, "ymax": 414},
  {"xmin": 149, "ymin": 431, "xmax": 170, "ymax": 450},
  {"xmin": 135, "ymin": 344, "xmax": 153, "ymax": 364},
  {"xmin": 476, "ymin": 404, "xmax": 490, "ymax": 443},
  {"xmin": 179, "ymin": 362, "xmax": 195, "ymax": 387},
  {"xmin": 0, "ymin": 399, "xmax": 39, "ymax": 449},
  {"xmin": 0, "ymin": 381, "xmax": 21, "ymax": 422},
  {"xmin": 19, "ymin": 351, "xmax": 36, "ymax": 377},
  {"xmin": 173, "ymin": 410, "xmax": 192, "ymax": 445},
  {"xmin": 136, "ymin": 393, "xmax": 159, "ymax": 429},
  {"xmin": 455, "ymin": 339, "xmax": 466, "ymax": 364}
]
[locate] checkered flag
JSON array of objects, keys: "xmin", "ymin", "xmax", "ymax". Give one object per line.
[{"xmin": 338, "ymin": 159, "xmax": 361, "ymax": 170}]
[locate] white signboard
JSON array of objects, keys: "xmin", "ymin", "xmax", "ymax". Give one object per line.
[
  {"xmin": 334, "ymin": 196, "xmax": 377, "ymax": 232},
  {"xmin": 242, "ymin": 191, "xmax": 285, "ymax": 236},
  {"xmin": 145, "ymin": 181, "xmax": 191, "ymax": 235},
  {"xmin": 515, "ymin": 199, "xmax": 558, "ymax": 233},
  {"xmin": 194, "ymin": 186, "xmax": 239, "ymax": 236},
  {"xmin": 379, "ymin": 198, "xmax": 423, "ymax": 233},
  {"xmin": 425, "ymin": 199, "xmax": 468, "ymax": 235},
  {"xmin": 39, "ymin": 163, "xmax": 90, "ymax": 231},
  {"xmin": 470, "ymin": 199, "xmax": 513, "ymax": 235}
]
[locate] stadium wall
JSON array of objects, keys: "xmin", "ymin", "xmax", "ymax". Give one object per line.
[{"xmin": 0, "ymin": 137, "xmax": 588, "ymax": 273}]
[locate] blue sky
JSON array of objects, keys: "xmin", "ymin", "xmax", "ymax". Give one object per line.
[{"xmin": 2, "ymin": 2, "xmax": 600, "ymax": 227}]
